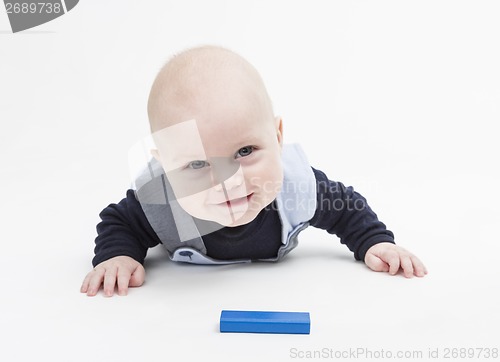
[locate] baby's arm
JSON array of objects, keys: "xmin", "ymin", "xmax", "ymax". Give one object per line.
[
  {"xmin": 365, "ymin": 242, "xmax": 427, "ymax": 278},
  {"xmin": 81, "ymin": 190, "xmax": 161, "ymax": 296},
  {"xmin": 309, "ymin": 168, "xmax": 427, "ymax": 277},
  {"xmin": 81, "ymin": 256, "xmax": 145, "ymax": 296},
  {"xmin": 309, "ymin": 168, "xmax": 395, "ymax": 261}
]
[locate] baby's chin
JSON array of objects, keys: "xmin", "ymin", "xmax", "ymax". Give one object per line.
[
  {"xmin": 184, "ymin": 195, "xmax": 276, "ymax": 227},
  {"xmin": 225, "ymin": 211, "xmax": 260, "ymax": 227},
  {"xmin": 202, "ymin": 208, "xmax": 259, "ymax": 228},
  {"xmin": 224, "ymin": 198, "xmax": 273, "ymax": 227}
]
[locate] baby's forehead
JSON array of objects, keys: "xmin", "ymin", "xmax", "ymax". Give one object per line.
[
  {"xmin": 153, "ymin": 117, "xmax": 262, "ymax": 153},
  {"xmin": 150, "ymin": 87, "xmax": 270, "ymax": 145}
]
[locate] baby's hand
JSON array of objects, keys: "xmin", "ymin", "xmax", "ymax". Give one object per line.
[
  {"xmin": 364, "ymin": 242, "xmax": 427, "ymax": 278},
  {"xmin": 80, "ymin": 256, "xmax": 145, "ymax": 297}
]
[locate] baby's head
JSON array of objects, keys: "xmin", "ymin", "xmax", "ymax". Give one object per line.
[{"xmin": 147, "ymin": 46, "xmax": 283, "ymax": 227}]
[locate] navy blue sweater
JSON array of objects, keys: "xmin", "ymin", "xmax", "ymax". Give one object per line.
[{"xmin": 92, "ymin": 168, "xmax": 394, "ymax": 267}]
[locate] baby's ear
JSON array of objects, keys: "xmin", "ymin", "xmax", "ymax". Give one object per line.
[{"xmin": 275, "ymin": 116, "xmax": 284, "ymax": 147}]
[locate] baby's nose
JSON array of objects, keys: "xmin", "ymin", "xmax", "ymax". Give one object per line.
[
  {"xmin": 213, "ymin": 173, "xmax": 244, "ymax": 191},
  {"xmin": 223, "ymin": 173, "xmax": 244, "ymax": 190}
]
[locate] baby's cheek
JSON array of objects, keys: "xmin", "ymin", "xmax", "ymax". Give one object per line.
[
  {"xmin": 177, "ymin": 192, "xmax": 206, "ymax": 216},
  {"xmin": 264, "ymin": 160, "xmax": 283, "ymax": 191}
]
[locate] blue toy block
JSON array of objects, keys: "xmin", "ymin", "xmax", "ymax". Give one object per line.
[{"xmin": 220, "ymin": 310, "xmax": 310, "ymax": 334}]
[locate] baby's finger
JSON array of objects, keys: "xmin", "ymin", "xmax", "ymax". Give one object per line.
[
  {"xmin": 365, "ymin": 254, "xmax": 389, "ymax": 272},
  {"xmin": 400, "ymin": 255, "xmax": 414, "ymax": 278},
  {"xmin": 86, "ymin": 269, "xmax": 105, "ymax": 296},
  {"xmin": 385, "ymin": 251, "xmax": 400, "ymax": 275},
  {"xmin": 80, "ymin": 273, "xmax": 91, "ymax": 293},
  {"xmin": 103, "ymin": 268, "xmax": 118, "ymax": 297},
  {"xmin": 411, "ymin": 255, "xmax": 428, "ymax": 277},
  {"xmin": 116, "ymin": 268, "xmax": 132, "ymax": 296},
  {"xmin": 129, "ymin": 265, "xmax": 145, "ymax": 288}
]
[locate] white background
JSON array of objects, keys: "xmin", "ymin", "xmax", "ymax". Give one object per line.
[{"xmin": 1, "ymin": 1, "xmax": 499, "ymax": 361}]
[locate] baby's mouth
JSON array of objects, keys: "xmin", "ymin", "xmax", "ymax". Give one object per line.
[{"xmin": 225, "ymin": 193, "xmax": 253, "ymax": 207}]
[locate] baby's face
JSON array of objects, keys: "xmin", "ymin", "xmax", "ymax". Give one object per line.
[{"xmin": 152, "ymin": 94, "xmax": 283, "ymax": 227}]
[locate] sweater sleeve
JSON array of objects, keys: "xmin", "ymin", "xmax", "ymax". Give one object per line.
[
  {"xmin": 92, "ymin": 189, "xmax": 162, "ymax": 267},
  {"xmin": 309, "ymin": 167, "xmax": 395, "ymax": 261}
]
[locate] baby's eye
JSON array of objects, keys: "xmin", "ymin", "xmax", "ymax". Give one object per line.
[
  {"xmin": 236, "ymin": 146, "xmax": 254, "ymax": 158},
  {"xmin": 187, "ymin": 160, "xmax": 209, "ymax": 169}
]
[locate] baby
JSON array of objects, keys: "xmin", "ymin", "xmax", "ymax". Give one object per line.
[{"xmin": 81, "ymin": 46, "xmax": 427, "ymax": 297}]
